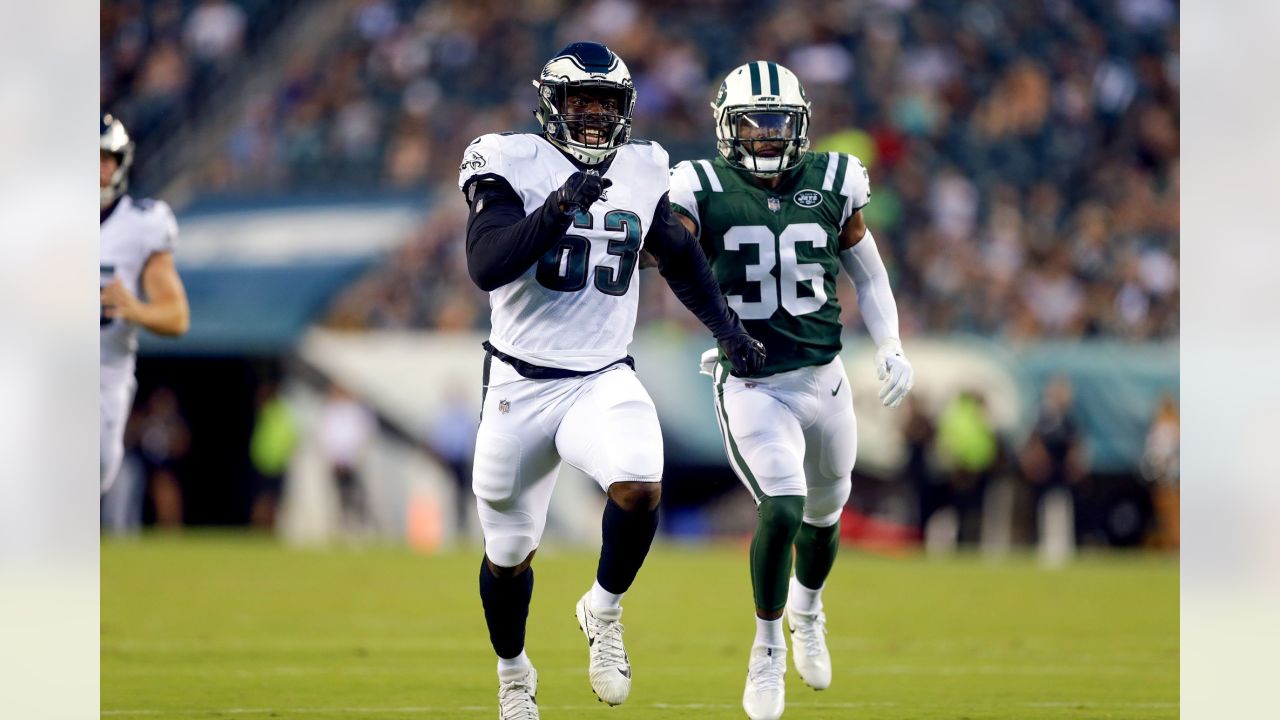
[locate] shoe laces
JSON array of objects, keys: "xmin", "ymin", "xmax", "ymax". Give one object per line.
[
  {"xmin": 588, "ymin": 612, "xmax": 628, "ymax": 668},
  {"xmin": 791, "ymin": 609, "xmax": 827, "ymax": 658},
  {"xmin": 748, "ymin": 647, "xmax": 786, "ymax": 691},
  {"xmin": 498, "ymin": 675, "xmax": 537, "ymax": 719}
]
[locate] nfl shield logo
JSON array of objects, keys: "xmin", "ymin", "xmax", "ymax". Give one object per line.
[
  {"xmin": 767, "ymin": 196, "xmax": 781, "ymax": 213},
  {"xmin": 498, "ymin": 399, "xmax": 510, "ymax": 414}
]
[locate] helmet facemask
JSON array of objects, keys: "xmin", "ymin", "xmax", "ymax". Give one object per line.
[
  {"xmin": 536, "ymin": 81, "xmax": 634, "ymax": 165},
  {"xmin": 718, "ymin": 106, "xmax": 809, "ymax": 177},
  {"xmin": 533, "ymin": 42, "xmax": 635, "ymax": 165}
]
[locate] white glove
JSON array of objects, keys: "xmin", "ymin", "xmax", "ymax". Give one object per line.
[{"xmin": 875, "ymin": 340, "xmax": 914, "ymax": 408}]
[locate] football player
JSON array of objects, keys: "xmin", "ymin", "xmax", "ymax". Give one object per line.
[
  {"xmin": 669, "ymin": 62, "xmax": 915, "ymax": 720},
  {"xmin": 458, "ymin": 43, "xmax": 765, "ymax": 719},
  {"xmin": 100, "ymin": 114, "xmax": 190, "ymax": 494}
]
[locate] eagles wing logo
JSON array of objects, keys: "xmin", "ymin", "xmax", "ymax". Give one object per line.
[
  {"xmin": 460, "ymin": 151, "xmax": 486, "ymax": 172},
  {"xmin": 793, "ymin": 190, "xmax": 823, "ymax": 208}
]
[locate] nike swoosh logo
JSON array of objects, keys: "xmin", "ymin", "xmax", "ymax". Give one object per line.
[
  {"xmin": 831, "ymin": 380, "xmax": 843, "ymax": 396},
  {"xmin": 619, "ymin": 667, "xmax": 631, "ymax": 679}
]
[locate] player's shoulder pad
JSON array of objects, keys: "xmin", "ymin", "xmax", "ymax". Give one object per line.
[
  {"xmin": 458, "ymin": 133, "xmax": 538, "ymax": 192},
  {"xmin": 622, "ymin": 137, "xmax": 669, "ymax": 169},
  {"xmin": 130, "ymin": 197, "xmax": 178, "ymax": 251},
  {"xmin": 839, "ymin": 153, "xmax": 871, "ymax": 209}
]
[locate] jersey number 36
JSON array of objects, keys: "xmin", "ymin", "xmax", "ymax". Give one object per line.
[{"xmin": 723, "ymin": 223, "xmax": 827, "ymax": 319}]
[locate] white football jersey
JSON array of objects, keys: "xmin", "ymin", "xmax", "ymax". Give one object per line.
[
  {"xmin": 100, "ymin": 195, "xmax": 178, "ymax": 381},
  {"xmin": 458, "ymin": 133, "xmax": 670, "ymax": 371}
]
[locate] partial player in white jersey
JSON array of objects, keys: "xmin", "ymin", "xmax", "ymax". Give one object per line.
[
  {"xmin": 100, "ymin": 114, "xmax": 190, "ymax": 492},
  {"xmin": 458, "ymin": 42, "xmax": 765, "ymax": 719}
]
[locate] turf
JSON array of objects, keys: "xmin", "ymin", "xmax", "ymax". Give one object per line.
[{"xmin": 102, "ymin": 534, "xmax": 1177, "ymax": 719}]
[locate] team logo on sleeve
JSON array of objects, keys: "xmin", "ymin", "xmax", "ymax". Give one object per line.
[
  {"xmin": 793, "ymin": 189, "xmax": 823, "ymax": 208},
  {"xmin": 460, "ymin": 151, "xmax": 487, "ymax": 172}
]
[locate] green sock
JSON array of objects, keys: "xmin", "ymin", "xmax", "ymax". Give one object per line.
[
  {"xmin": 750, "ymin": 496, "xmax": 806, "ymax": 614},
  {"xmin": 794, "ymin": 521, "xmax": 840, "ymax": 591}
]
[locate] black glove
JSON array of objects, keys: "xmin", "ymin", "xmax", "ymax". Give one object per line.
[
  {"xmin": 720, "ymin": 332, "xmax": 767, "ymax": 377},
  {"xmin": 551, "ymin": 170, "xmax": 612, "ymax": 215}
]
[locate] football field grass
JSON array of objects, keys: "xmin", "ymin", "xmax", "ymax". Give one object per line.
[{"xmin": 102, "ymin": 534, "xmax": 1177, "ymax": 719}]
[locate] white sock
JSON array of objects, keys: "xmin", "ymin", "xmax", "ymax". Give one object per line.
[
  {"xmin": 589, "ymin": 580, "xmax": 623, "ymax": 610},
  {"xmin": 497, "ymin": 650, "xmax": 531, "ymax": 678},
  {"xmin": 754, "ymin": 616, "xmax": 786, "ymax": 648},
  {"xmin": 788, "ymin": 576, "xmax": 823, "ymax": 614}
]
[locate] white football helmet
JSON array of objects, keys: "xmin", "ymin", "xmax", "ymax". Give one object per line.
[
  {"xmin": 711, "ymin": 61, "xmax": 811, "ymax": 177},
  {"xmin": 533, "ymin": 42, "xmax": 635, "ymax": 165},
  {"xmin": 101, "ymin": 113, "xmax": 134, "ymax": 208}
]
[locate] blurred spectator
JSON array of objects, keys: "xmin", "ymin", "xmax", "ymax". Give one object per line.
[
  {"xmin": 184, "ymin": 0, "xmax": 246, "ymax": 64},
  {"xmin": 1141, "ymin": 392, "xmax": 1179, "ymax": 549},
  {"xmin": 135, "ymin": 387, "xmax": 191, "ymax": 529},
  {"xmin": 1019, "ymin": 377, "xmax": 1089, "ymax": 550},
  {"xmin": 900, "ymin": 393, "xmax": 939, "ymax": 535},
  {"xmin": 422, "ymin": 387, "xmax": 479, "ymax": 536},
  {"xmin": 318, "ymin": 383, "xmax": 377, "ymax": 534},
  {"xmin": 935, "ymin": 390, "xmax": 998, "ymax": 544},
  {"xmin": 248, "ymin": 383, "xmax": 299, "ymax": 531}
]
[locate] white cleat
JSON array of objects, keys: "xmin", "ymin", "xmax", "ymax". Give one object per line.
[
  {"xmin": 786, "ymin": 605, "xmax": 832, "ymax": 690},
  {"xmin": 742, "ymin": 644, "xmax": 787, "ymax": 720},
  {"xmin": 497, "ymin": 665, "xmax": 539, "ymax": 720},
  {"xmin": 575, "ymin": 592, "xmax": 631, "ymax": 705}
]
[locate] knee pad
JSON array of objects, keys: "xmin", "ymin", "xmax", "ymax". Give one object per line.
[
  {"xmin": 818, "ymin": 412, "xmax": 857, "ymax": 482},
  {"xmin": 484, "ymin": 533, "xmax": 537, "ymax": 569},
  {"xmin": 748, "ymin": 442, "xmax": 805, "ymax": 495},
  {"xmin": 804, "ymin": 477, "xmax": 851, "ymax": 528},
  {"xmin": 758, "ymin": 495, "xmax": 806, "ymax": 536},
  {"xmin": 472, "ymin": 432, "xmax": 521, "ymax": 504}
]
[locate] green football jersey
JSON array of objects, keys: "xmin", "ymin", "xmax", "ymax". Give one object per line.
[{"xmin": 669, "ymin": 152, "xmax": 871, "ymax": 377}]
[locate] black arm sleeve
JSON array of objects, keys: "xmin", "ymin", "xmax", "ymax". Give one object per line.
[
  {"xmin": 644, "ymin": 192, "xmax": 745, "ymax": 341},
  {"xmin": 464, "ymin": 174, "xmax": 573, "ymax": 292}
]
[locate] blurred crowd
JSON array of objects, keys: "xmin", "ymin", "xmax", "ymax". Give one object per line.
[{"xmin": 103, "ymin": 0, "xmax": 1179, "ymax": 340}]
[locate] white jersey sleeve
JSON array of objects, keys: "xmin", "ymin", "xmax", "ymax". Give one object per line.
[
  {"xmin": 146, "ymin": 199, "xmax": 179, "ymax": 254},
  {"xmin": 667, "ymin": 160, "xmax": 702, "ymax": 237},
  {"xmin": 839, "ymin": 154, "xmax": 871, "ymax": 226},
  {"xmin": 458, "ymin": 134, "xmax": 509, "ymax": 199}
]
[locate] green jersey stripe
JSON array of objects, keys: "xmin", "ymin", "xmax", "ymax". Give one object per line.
[
  {"xmin": 690, "ymin": 160, "xmax": 713, "ymax": 195},
  {"xmin": 831, "ymin": 153, "xmax": 850, "ymax": 202},
  {"xmin": 713, "ymin": 365, "xmax": 763, "ymax": 500},
  {"xmin": 821, "ymin": 151, "xmax": 838, "ymax": 191},
  {"xmin": 766, "ymin": 62, "xmax": 780, "ymax": 96},
  {"xmin": 697, "ymin": 159, "xmax": 723, "ymax": 192},
  {"xmin": 749, "ymin": 62, "xmax": 762, "ymax": 95}
]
